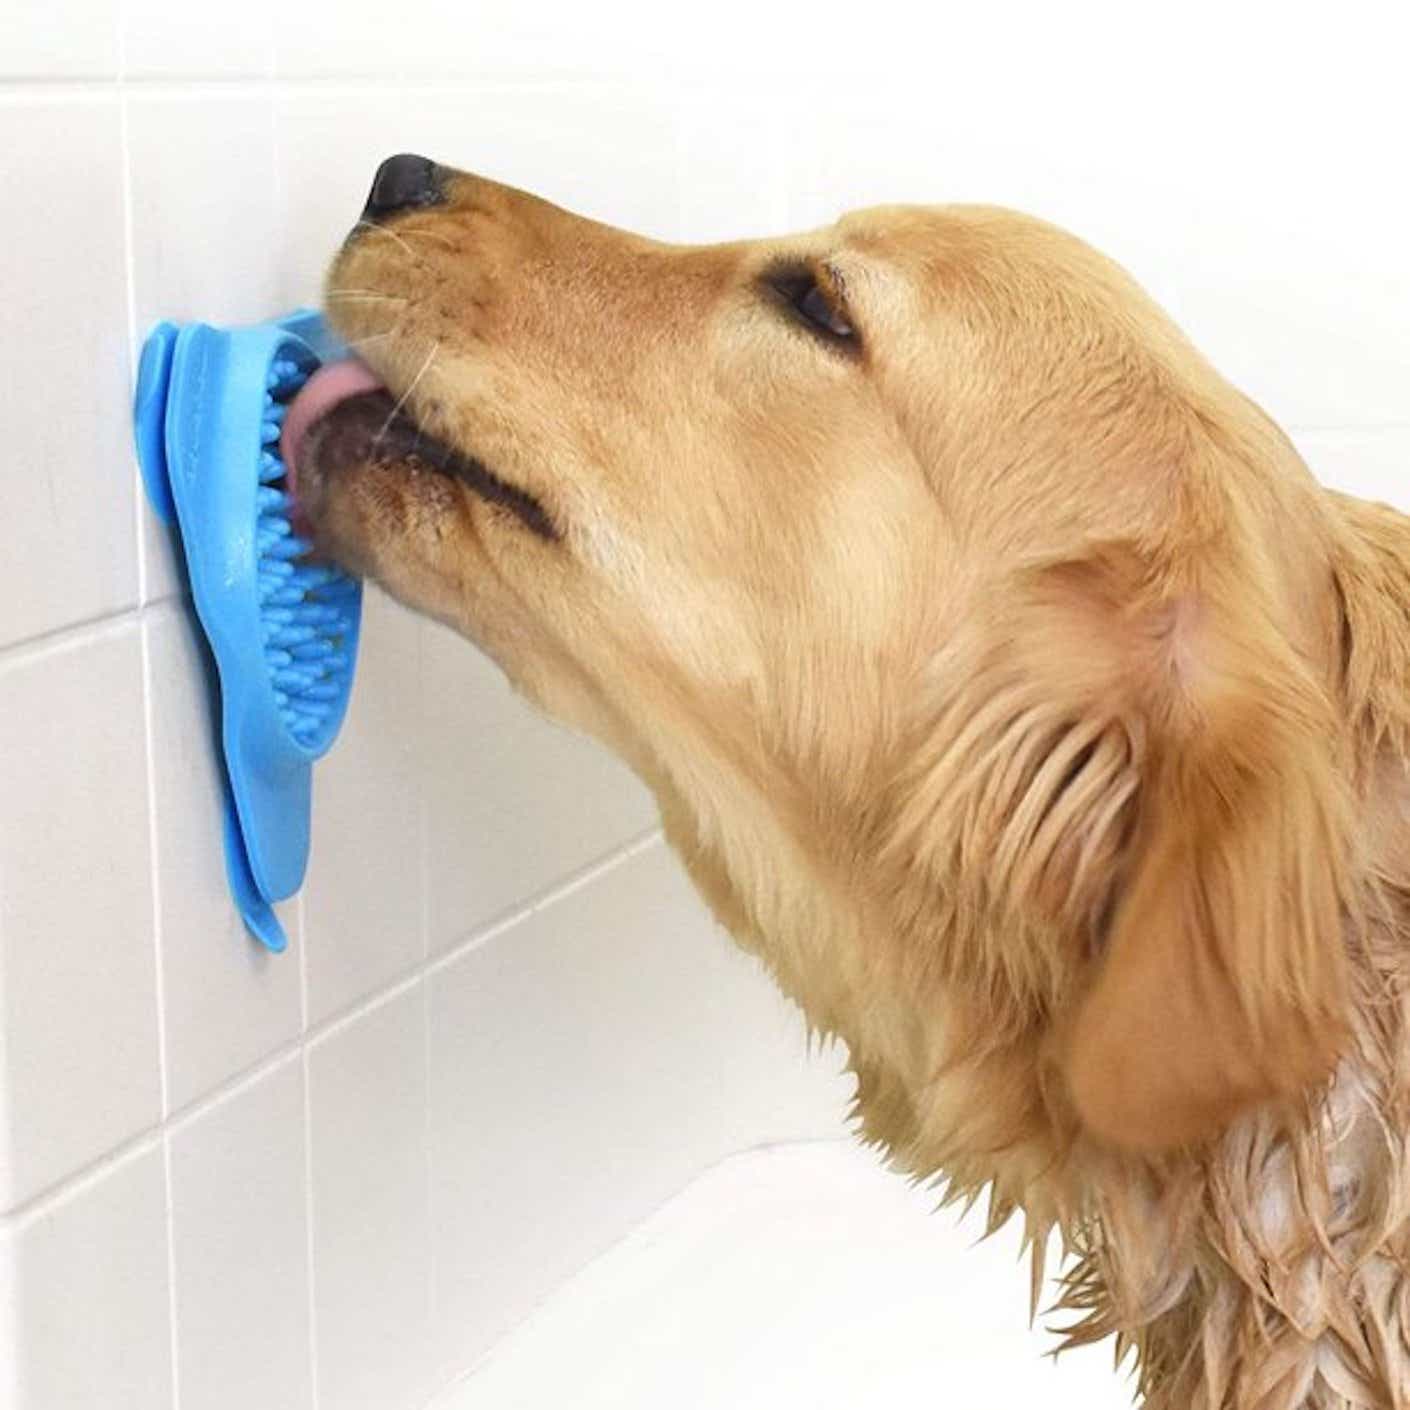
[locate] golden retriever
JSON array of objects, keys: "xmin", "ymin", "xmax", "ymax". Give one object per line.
[{"xmin": 283, "ymin": 154, "xmax": 1410, "ymax": 1409}]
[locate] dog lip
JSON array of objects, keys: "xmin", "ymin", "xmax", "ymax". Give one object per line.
[
  {"xmin": 299, "ymin": 387, "xmax": 561, "ymax": 543},
  {"xmin": 281, "ymin": 358, "xmax": 387, "ymax": 497}
]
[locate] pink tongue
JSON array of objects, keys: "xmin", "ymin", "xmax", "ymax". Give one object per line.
[{"xmin": 280, "ymin": 358, "xmax": 386, "ymax": 496}]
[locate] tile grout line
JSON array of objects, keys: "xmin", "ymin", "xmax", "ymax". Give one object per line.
[
  {"xmin": 167, "ymin": 1046, "xmax": 316, "ymax": 1140},
  {"xmin": 116, "ymin": 57, "xmax": 148, "ymax": 614},
  {"xmin": 159, "ymin": 1133, "xmax": 183, "ymax": 1408},
  {"xmin": 297, "ymin": 836, "xmax": 320, "ymax": 1401},
  {"xmin": 418, "ymin": 623, "xmax": 439, "ymax": 1379},
  {"xmin": 0, "ymin": 589, "xmax": 184, "ymax": 671},
  {"xmin": 141, "ymin": 603, "xmax": 183, "ymax": 1408},
  {"xmin": 0, "ymin": 1135, "xmax": 166, "ymax": 1233},
  {"xmin": 423, "ymin": 826, "xmax": 665, "ymax": 980},
  {"xmin": 417, "ymin": 625, "xmax": 433, "ymax": 968},
  {"xmin": 305, "ymin": 973, "xmax": 428, "ymax": 1065},
  {"xmin": 2, "ymin": 1044, "xmax": 306, "ymax": 1233},
  {"xmin": 0, "ymin": 827, "xmax": 664, "ymax": 1232},
  {"xmin": 301, "ymin": 1044, "xmax": 322, "ymax": 1410},
  {"xmin": 286, "ymin": 8, "xmax": 308, "ymax": 1040},
  {"xmin": 118, "ymin": 14, "xmax": 184, "ymax": 1400},
  {"xmin": 422, "ymin": 971, "xmax": 437, "ymax": 1388},
  {"xmin": 298, "ymin": 888, "xmax": 311, "ymax": 1038},
  {"xmin": 1289, "ymin": 422, "xmax": 1410, "ymax": 436},
  {"xmin": 0, "ymin": 73, "xmax": 679, "ymax": 99},
  {"xmin": 0, "ymin": 604, "xmax": 148, "ymax": 669},
  {"xmin": 262, "ymin": 0, "xmax": 277, "ymax": 81}
]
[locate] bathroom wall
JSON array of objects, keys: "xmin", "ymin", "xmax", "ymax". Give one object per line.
[{"xmin": 1, "ymin": 2, "xmax": 1406, "ymax": 1407}]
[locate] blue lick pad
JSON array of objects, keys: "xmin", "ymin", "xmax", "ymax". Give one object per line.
[{"xmin": 134, "ymin": 310, "xmax": 363, "ymax": 953}]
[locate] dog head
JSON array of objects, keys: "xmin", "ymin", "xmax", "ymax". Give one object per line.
[{"xmin": 290, "ymin": 155, "xmax": 1355, "ymax": 1156}]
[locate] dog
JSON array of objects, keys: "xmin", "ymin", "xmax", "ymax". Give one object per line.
[{"xmin": 284, "ymin": 153, "xmax": 1410, "ymax": 1409}]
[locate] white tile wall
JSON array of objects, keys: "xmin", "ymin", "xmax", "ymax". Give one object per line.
[
  {"xmin": 127, "ymin": 91, "xmax": 284, "ymax": 604},
  {"xmin": 274, "ymin": 89, "xmax": 415, "ymax": 306},
  {"xmin": 0, "ymin": 96, "xmax": 138, "ymax": 649},
  {"xmin": 271, "ymin": 0, "xmax": 411, "ymax": 82},
  {"xmin": 126, "ymin": 93, "xmax": 282, "ymax": 330},
  {"xmin": 302, "ymin": 590, "xmax": 423, "ymax": 1025},
  {"xmin": 0, "ymin": 0, "xmax": 119, "ymax": 80},
  {"xmin": 1, "ymin": 1146, "xmax": 173, "ymax": 1409},
  {"xmin": 421, "ymin": 619, "xmax": 658, "ymax": 955},
  {"xmin": 168, "ymin": 1060, "xmax": 313, "ymax": 1410},
  {"xmin": 428, "ymin": 838, "xmax": 846, "ymax": 1379},
  {"xmin": 306, "ymin": 985, "xmax": 434, "ymax": 1410},
  {"xmin": 1, "ymin": 1, "xmax": 1405, "ymax": 1407},
  {"xmin": 146, "ymin": 602, "xmax": 302, "ymax": 1114},
  {"xmin": 0, "ymin": 624, "xmax": 161, "ymax": 1209},
  {"xmin": 122, "ymin": 0, "xmax": 273, "ymax": 80}
]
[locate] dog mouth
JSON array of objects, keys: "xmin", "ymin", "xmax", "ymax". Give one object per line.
[{"xmin": 281, "ymin": 358, "xmax": 557, "ymax": 542}]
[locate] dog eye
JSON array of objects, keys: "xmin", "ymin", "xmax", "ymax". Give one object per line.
[
  {"xmin": 764, "ymin": 264, "xmax": 857, "ymax": 345},
  {"xmin": 795, "ymin": 282, "xmax": 854, "ymax": 339}
]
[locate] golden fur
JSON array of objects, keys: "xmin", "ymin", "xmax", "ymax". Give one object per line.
[{"xmin": 297, "ymin": 168, "xmax": 1410, "ymax": 1408}]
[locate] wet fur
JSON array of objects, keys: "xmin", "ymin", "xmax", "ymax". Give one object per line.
[{"xmin": 300, "ymin": 173, "xmax": 1410, "ymax": 1407}]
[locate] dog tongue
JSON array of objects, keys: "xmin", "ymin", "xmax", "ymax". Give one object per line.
[{"xmin": 280, "ymin": 358, "xmax": 386, "ymax": 495}]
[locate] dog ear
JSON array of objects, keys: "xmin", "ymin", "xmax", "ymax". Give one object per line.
[
  {"xmin": 1061, "ymin": 560, "xmax": 1352, "ymax": 1153},
  {"xmin": 887, "ymin": 542, "xmax": 1351, "ymax": 1151}
]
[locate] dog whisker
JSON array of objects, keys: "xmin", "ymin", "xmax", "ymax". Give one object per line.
[
  {"xmin": 402, "ymin": 228, "xmax": 457, "ymax": 252},
  {"xmin": 374, "ymin": 340, "xmax": 440, "ymax": 444},
  {"xmin": 341, "ymin": 331, "xmax": 395, "ymax": 354},
  {"xmin": 326, "ymin": 287, "xmax": 407, "ymax": 303},
  {"xmin": 325, "ymin": 293, "xmax": 408, "ymax": 309},
  {"xmin": 352, "ymin": 219, "xmax": 418, "ymax": 260}
]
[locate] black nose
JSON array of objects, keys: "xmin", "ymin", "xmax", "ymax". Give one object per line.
[{"xmin": 362, "ymin": 153, "xmax": 444, "ymax": 223}]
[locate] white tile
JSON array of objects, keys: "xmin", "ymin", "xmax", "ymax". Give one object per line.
[
  {"xmin": 0, "ymin": 625, "xmax": 161, "ymax": 1210},
  {"xmin": 272, "ymin": 0, "xmax": 405, "ymax": 78},
  {"xmin": 122, "ymin": 93, "xmax": 276, "ymax": 190},
  {"xmin": 428, "ymin": 841, "xmax": 850, "ymax": 1375},
  {"xmin": 1295, "ymin": 427, "xmax": 1410, "ymax": 512},
  {"xmin": 169, "ymin": 1061, "xmax": 313, "ymax": 1410},
  {"xmin": 273, "ymin": 89, "xmax": 408, "ymax": 308},
  {"xmin": 0, "ymin": 0, "xmax": 119, "ymax": 77},
  {"xmin": 2, "ymin": 1147, "xmax": 173, "ymax": 1409},
  {"xmin": 390, "ymin": 0, "xmax": 676, "ymax": 82},
  {"xmin": 307, "ymin": 986, "xmax": 432, "ymax": 1410},
  {"xmin": 0, "ymin": 97, "xmax": 138, "ymax": 650},
  {"xmin": 145, "ymin": 605, "xmax": 302, "ymax": 1113},
  {"xmin": 271, "ymin": 0, "xmax": 673, "ymax": 80},
  {"xmin": 126, "ymin": 93, "xmax": 283, "ymax": 606},
  {"xmin": 123, "ymin": 0, "xmax": 272, "ymax": 77},
  {"xmin": 0, "ymin": 1242, "xmax": 11, "ymax": 1407},
  {"xmin": 140, "ymin": 498, "xmax": 189, "ymax": 611},
  {"xmin": 422, "ymin": 620, "xmax": 656, "ymax": 954},
  {"xmin": 303, "ymin": 590, "xmax": 423, "ymax": 1025}
]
